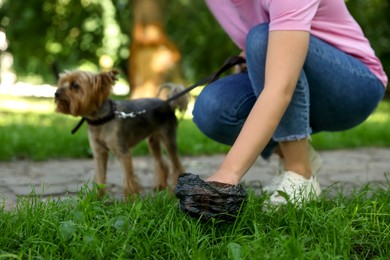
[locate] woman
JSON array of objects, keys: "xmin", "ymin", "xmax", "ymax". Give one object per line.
[{"xmin": 188, "ymin": 0, "xmax": 387, "ymax": 207}]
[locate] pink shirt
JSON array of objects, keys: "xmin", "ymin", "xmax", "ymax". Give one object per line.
[{"xmin": 205, "ymin": 0, "xmax": 388, "ymax": 87}]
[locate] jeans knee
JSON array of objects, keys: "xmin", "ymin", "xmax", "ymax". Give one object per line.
[
  {"xmin": 192, "ymin": 73, "xmax": 254, "ymax": 145},
  {"xmin": 192, "ymin": 91, "xmax": 219, "ymax": 135},
  {"xmin": 193, "ymin": 88, "xmax": 242, "ymax": 145},
  {"xmin": 246, "ymin": 23, "xmax": 269, "ymax": 55}
]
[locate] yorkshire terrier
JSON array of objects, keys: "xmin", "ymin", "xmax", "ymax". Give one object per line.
[{"xmin": 54, "ymin": 69, "xmax": 189, "ymax": 198}]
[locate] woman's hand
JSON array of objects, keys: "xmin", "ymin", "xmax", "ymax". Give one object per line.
[{"xmin": 234, "ymin": 50, "xmax": 247, "ymax": 73}]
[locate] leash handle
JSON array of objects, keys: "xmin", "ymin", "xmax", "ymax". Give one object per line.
[{"xmin": 165, "ymin": 56, "xmax": 246, "ymax": 103}]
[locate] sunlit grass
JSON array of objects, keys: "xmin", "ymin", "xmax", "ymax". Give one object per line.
[
  {"xmin": 369, "ymin": 108, "xmax": 390, "ymax": 123},
  {"xmin": 0, "ymin": 95, "xmax": 389, "ymax": 161},
  {"xmin": 0, "ymin": 112, "xmax": 91, "ymax": 160},
  {"xmin": 0, "ymin": 96, "xmax": 55, "ymax": 114}
]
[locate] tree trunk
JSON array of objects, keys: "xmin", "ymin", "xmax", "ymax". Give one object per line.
[{"xmin": 129, "ymin": 0, "xmax": 182, "ymax": 99}]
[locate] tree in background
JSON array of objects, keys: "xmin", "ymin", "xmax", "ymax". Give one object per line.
[{"xmin": 129, "ymin": 0, "xmax": 182, "ymax": 98}]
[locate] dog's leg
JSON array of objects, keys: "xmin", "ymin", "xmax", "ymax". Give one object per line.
[
  {"xmin": 89, "ymin": 140, "xmax": 109, "ymax": 197},
  {"xmin": 147, "ymin": 135, "xmax": 170, "ymax": 190},
  {"xmin": 114, "ymin": 150, "xmax": 140, "ymax": 198},
  {"xmin": 161, "ymin": 125, "xmax": 184, "ymax": 187}
]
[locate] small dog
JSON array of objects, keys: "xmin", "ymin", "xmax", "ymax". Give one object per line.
[{"xmin": 54, "ymin": 69, "xmax": 189, "ymax": 197}]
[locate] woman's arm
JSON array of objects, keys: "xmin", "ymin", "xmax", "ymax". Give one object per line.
[{"xmin": 207, "ymin": 30, "xmax": 310, "ymax": 185}]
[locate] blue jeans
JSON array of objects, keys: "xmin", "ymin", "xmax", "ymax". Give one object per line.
[{"xmin": 193, "ymin": 24, "xmax": 385, "ymax": 159}]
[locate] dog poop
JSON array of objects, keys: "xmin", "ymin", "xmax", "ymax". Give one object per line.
[{"xmin": 174, "ymin": 173, "xmax": 247, "ymax": 222}]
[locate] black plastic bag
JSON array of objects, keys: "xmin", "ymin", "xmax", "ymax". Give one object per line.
[{"xmin": 174, "ymin": 173, "xmax": 247, "ymax": 222}]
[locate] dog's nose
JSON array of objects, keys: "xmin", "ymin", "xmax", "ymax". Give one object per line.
[{"xmin": 54, "ymin": 89, "xmax": 61, "ymax": 98}]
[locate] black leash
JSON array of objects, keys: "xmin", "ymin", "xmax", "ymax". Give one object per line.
[
  {"xmin": 164, "ymin": 55, "xmax": 246, "ymax": 103},
  {"xmin": 71, "ymin": 56, "xmax": 246, "ymax": 134},
  {"xmin": 71, "ymin": 118, "xmax": 86, "ymax": 134}
]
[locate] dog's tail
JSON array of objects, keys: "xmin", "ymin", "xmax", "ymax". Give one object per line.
[{"xmin": 157, "ymin": 83, "xmax": 190, "ymax": 113}]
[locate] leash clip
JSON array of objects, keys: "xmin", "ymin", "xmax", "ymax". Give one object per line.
[{"xmin": 115, "ymin": 110, "xmax": 147, "ymax": 119}]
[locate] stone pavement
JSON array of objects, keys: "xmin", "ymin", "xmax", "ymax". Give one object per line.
[{"xmin": 1, "ymin": 148, "xmax": 389, "ymax": 210}]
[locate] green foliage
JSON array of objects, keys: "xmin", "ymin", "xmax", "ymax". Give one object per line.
[
  {"xmin": 346, "ymin": 0, "xmax": 390, "ymax": 88},
  {"xmin": 0, "ymin": 0, "xmax": 236, "ymax": 84},
  {"xmin": 163, "ymin": 1, "xmax": 238, "ymax": 81},
  {"xmin": 1, "ymin": 184, "xmax": 390, "ymax": 258},
  {"xmin": 0, "ymin": 0, "xmax": 128, "ymax": 83},
  {"xmin": 1, "ymin": 0, "xmax": 388, "ymax": 87}
]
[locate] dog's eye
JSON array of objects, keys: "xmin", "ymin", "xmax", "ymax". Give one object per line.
[{"xmin": 70, "ymin": 81, "xmax": 80, "ymax": 90}]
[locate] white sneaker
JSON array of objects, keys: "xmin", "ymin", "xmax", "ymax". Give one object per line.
[
  {"xmin": 267, "ymin": 171, "xmax": 322, "ymax": 206},
  {"xmin": 263, "ymin": 144, "xmax": 323, "ymax": 194}
]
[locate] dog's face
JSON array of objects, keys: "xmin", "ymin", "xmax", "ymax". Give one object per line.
[{"xmin": 54, "ymin": 70, "xmax": 118, "ymax": 116}]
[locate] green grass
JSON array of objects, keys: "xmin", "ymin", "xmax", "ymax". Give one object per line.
[
  {"xmin": 0, "ymin": 95, "xmax": 389, "ymax": 161},
  {"xmin": 1, "ymin": 184, "xmax": 389, "ymax": 259}
]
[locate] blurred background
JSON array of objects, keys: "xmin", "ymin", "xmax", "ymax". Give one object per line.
[
  {"xmin": 0, "ymin": 0, "xmax": 389, "ymax": 97},
  {"xmin": 0, "ymin": 0, "xmax": 240, "ymax": 98}
]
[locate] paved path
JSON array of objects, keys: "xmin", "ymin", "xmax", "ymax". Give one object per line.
[{"xmin": 1, "ymin": 148, "xmax": 389, "ymax": 210}]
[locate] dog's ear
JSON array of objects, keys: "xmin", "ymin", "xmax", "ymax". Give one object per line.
[
  {"xmin": 100, "ymin": 70, "xmax": 119, "ymax": 87},
  {"xmin": 92, "ymin": 70, "xmax": 118, "ymax": 103}
]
